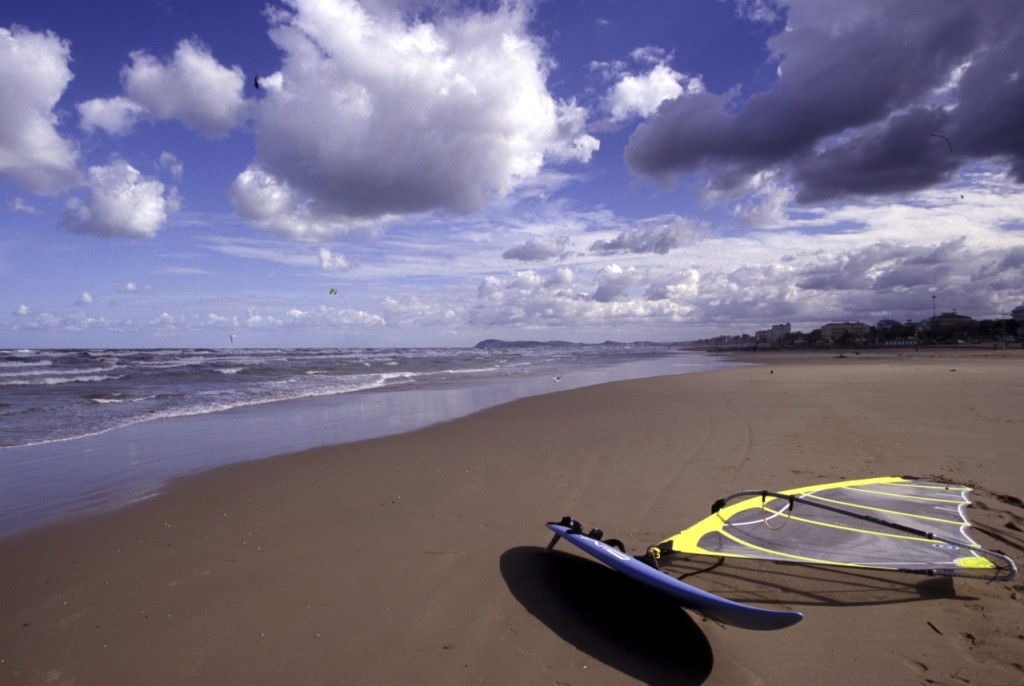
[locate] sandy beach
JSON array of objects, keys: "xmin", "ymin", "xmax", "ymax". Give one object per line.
[{"xmin": 1, "ymin": 350, "xmax": 1022, "ymax": 685}]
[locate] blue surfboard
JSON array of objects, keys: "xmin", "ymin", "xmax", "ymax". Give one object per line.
[{"xmin": 546, "ymin": 522, "xmax": 803, "ymax": 631}]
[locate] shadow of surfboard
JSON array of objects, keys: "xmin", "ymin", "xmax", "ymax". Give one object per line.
[{"xmin": 500, "ymin": 546, "xmax": 714, "ymax": 685}]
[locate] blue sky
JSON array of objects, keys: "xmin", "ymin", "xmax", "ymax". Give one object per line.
[{"xmin": 2, "ymin": 0, "xmax": 1022, "ymax": 348}]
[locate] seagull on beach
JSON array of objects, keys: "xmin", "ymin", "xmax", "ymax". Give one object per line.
[{"xmin": 552, "ymin": 376, "xmax": 561, "ymax": 382}]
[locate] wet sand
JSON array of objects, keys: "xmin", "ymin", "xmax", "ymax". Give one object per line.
[{"xmin": 1, "ymin": 349, "xmax": 1022, "ymax": 684}]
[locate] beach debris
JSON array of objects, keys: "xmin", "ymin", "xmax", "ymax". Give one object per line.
[
  {"xmin": 329, "ymin": 287, "xmax": 337, "ymax": 295},
  {"xmin": 927, "ymin": 621, "xmax": 944, "ymax": 635}
]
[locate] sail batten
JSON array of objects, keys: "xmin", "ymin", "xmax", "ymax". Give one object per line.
[{"xmin": 661, "ymin": 476, "xmax": 1017, "ymax": 581}]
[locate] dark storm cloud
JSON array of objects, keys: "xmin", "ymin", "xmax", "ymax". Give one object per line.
[
  {"xmin": 625, "ymin": 0, "xmax": 1024, "ymax": 202},
  {"xmin": 790, "ymin": 108, "xmax": 960, "ymax": 202}
]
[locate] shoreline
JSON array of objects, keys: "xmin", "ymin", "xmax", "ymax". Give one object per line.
[
  {"xmin": 1, "ymin": 350, "xmax": 1022, "ymax": 685},
  {"xmin": 0, "ymin": 350, "xmax": 736, "ymax": 539}
]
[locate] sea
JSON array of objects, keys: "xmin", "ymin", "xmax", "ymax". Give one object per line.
[{"xmin": 0, "ymin": 344, "xmax": 739, "ymax": 538}]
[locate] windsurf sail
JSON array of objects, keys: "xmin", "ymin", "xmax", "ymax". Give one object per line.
[{"xmin": 655, "ymin": 476, "xmax": 1017, "ymax": 581}]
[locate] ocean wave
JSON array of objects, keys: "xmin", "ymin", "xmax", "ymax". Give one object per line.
[
  {"xmin": 1, "ymin": 374, "xmax": 125, "ymax": 386},
  {"xmin": 86, "ymin": 393, "xmax": 128, "ymax": 404},
  {"xmin": 1, "ymin": 345, "xmax": 688, "ymax": 450}
]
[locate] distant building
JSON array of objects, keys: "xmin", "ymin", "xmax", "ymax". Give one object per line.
[
  {"xmin": 1012, "ymin": 304, "xmax": 1024, "ymax": 325},
  {"xmin": 755, "ymin": 323, "xmax": 791, "ymax": 346},
  {"xmin": 932, "ymin": 311, "xmax": 973, "ymax": 335},
  {"xmin": 876, "ymin": 319, "xmax": 901, "ymax": 331},
  {"xmin": 819, "ymin": 321, "xmax": 871, "ymax": 342}
]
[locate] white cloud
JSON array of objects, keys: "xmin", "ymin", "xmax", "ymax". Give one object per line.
[
  {"xmin": 503, "ymin": 236, "xmax": 569, "ymax": 261},
  {"xmin": 14, "ymin": 304, "xmax": 30, "ymax": 316},
  {"xmin": 463, "ymin": 169, "xmax": 1024, "ymax": 338},
  {"xmin": 473, "ymin": 264, "xmax": 694, "ymax": 329},
  {"xmin": 79, "ymin": 39, "xmax": 247, "ymax": 139},
  {"xmin": 646, "ymin": 269, "xmax": 701, "ymax": 301},
  {"xmin": 76, "ymin": 292, "xmax": 93, "ymax": 305},
  {"xmin": 597, "ymin": 47, "xmax": 705, "ymax": 123},
  {"xmin": 233, "ymin": 0, "xmax": 597, "ymax": 237},
  {"xmin": 158, "ymin": 151, "xmax": 184, "ymax": 180},
  {"xmin": 604, "ymin": 61, "xmax": 701, "ymax": 122},
  {"xmin": 200, "ymin": 234, "xmax": 339, "ymax": 268},
  {"xmin": 732, "ymin": 0, "xmax": 784, "ymax": 23},
  {"xmin": 77, "ymin": 96, "xmax": 145, "ymax": 136},
  {"xmin": 0, "ymin": 26, "xmax": 79, "ymax": 194},
  {"xmin": 590, "ymin": 215, "xmax": 704, "ymax": 254},
  {"xmin": 10, "ymin": 197, "xmax": 40, "ymax": 214},
  {"xmin": 228, "ymin": 165, "xmax": 386, "ymax": 240},
  {"xmin": 318, "ymin": 247, "xmax": 349, "ymax": 271},
  {"xmin": 382, "ymin": 295, "xmax": 456, "ymax": 327},
  {"xmin": 593, "ymin": 263, "xmax": 642, "ymax": 302},
  {"xmin": 61, "ymin": 159, "xmax": 179, "ymax": 238}
]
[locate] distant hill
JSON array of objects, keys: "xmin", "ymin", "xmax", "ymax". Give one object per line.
[
  {"xmin": 473, "ymin": 339, "xmax": 680, "ymax": 349},
  {"xmin": 473, "ymin": 339, "xmax": 578, "ymax": 349}
]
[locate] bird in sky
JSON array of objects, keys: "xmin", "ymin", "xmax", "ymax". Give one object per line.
[{"xmin": 929, "ymin": 133, "xmax": 953, "ymax": 153}]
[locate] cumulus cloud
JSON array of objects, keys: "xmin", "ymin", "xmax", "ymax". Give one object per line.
[
  {"xmin": 502, "ymin": 236, "xmax": 569, "ymax": 261},
  {"xmin": 61, "ymin": 159, "xmax": 180, "ymax": 238},
  {"xmin": 232, "ymin": 0, "xmax": 598, "ymax": 237},
  {"xmin": 0, "ymin": 26, "xmax": 79, "ymax": 194},
  {"xmin": 78, "ymin": 97, "xmax": 145, "ymax": 136},
  {"xmin": 625, "ymin": 0, "xmax": 1024, "ymax": 202},
  {"xmin": 78, "ymin": 39, "xmax": 247, "ymax": 138},
  {"xmin": 590, "ymin": 215, "xmax": 704, "ymax": 255},
  {"xmin": 76, "ymin": 292, "xmax": 93, "ymax": 305},
  {"xmin": 469, "ymin": 190, "xmax": 1023, "ymax": 337},
  {"xmin": 645, "ymin": 269, "xmax": 701, "ymax": 301},
  {"xmin": 473, "ymin": 264, "xmax": 693, "ymax": 328},
  {"xmin": 382, "ymin": 295, "xmax": 457, "ymax": 327},
  {"xmin": 228, "ymin": 165, "xmax": 382, "ymax": 240},
  {"xmin": 602, "ymin": 51, "xmax": 703, "ymax": 122}
]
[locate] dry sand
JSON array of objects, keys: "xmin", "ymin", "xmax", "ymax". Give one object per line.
[{"xmin": 1, "ymin": 350, "xmax": 1022, "ymax": 685}]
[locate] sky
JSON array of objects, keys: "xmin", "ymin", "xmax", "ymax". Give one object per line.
[{"xmin": 1, "ymin": 0, "xmax": 1022, "ymax": 348}]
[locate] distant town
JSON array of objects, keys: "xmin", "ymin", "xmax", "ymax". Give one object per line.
[{"xmin": 698, "ymin": 303, "xmax": 1024, "ymax": 350}]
